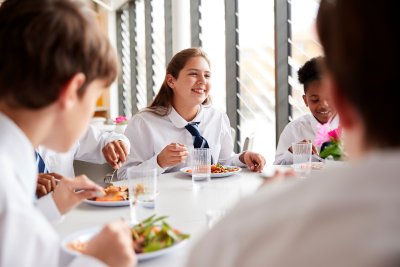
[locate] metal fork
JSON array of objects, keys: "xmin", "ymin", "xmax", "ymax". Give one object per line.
[
  {"xmin": 104, "ymin": 168, "xmax": 118, "ymax": 185},
  {"xmin": 312, "ymin": 154, "xmax": 325, "ymax": 162}
]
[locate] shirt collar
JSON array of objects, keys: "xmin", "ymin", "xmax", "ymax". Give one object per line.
[
  {"xmin": 310, "ymin": 113, "xmax": 340, "ymax": 133},
  {"xmin": 168, "ymin": 105, "xmax": 205, "ymax": 128}
]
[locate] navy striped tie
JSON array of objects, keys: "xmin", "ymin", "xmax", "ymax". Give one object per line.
[{"xmin": 35, "ymin": 151, "xmax": 47, "ymax": 173}]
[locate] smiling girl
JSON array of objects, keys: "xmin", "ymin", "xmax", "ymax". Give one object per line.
[{"xmin": 118, "ymin": 48, "xmax": 265, "ymax": 177}]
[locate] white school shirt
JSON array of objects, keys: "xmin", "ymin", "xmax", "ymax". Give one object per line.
[
  {"xmin": 37, "ymin": 125, "xmax": 130, "ymax": 178},
  {"xmin": 118, "ymin": 105, "xmax": 245, "ymax": 178},
  {"xmin": 274, "ymin": 114, "xmax": 339, "ymax": 165},
  {"xmin": 0, "ymin": 113, "xmax": 106, "ymax": 267},
  {"xmin": 186, "ymin": 150, "xmax": 400, "ymax": 267}
]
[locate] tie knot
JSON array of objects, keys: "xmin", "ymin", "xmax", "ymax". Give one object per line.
[{"xmin": 185, "ymin": 122, "xmax": 201, "ymax": 137}]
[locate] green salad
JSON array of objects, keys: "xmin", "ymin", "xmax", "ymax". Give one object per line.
[{"xmin": 131, "ymin": 215, "xmax": 190, "ymax": 253}]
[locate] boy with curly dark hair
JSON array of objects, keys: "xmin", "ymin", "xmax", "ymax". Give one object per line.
[{"xmin": 274, "ymin": 56, "xmax": 338, "ymax": 165}]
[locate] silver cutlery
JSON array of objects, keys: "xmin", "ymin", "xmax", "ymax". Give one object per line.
[
  {"xmin": 104, "ymin": 168, "xmax": 118, "ymax": 185},
  {"xmin": 312, "ymin": 154, "xmax": 325, "ymax": 162}
]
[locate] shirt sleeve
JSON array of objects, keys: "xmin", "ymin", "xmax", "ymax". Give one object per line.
[
  {"xmin": 217, "ymin": 113, "xmax": 246, "ymax": 167},
  {"xmin": 274, "ymin": 123, "xmax": 295, "ymax": 165},
  {"xmin": 118, "ymin": 115, "xmax": 167, "ymax": 179},
  {"xmin": 36, "ymin": 193, "xmax": 64, "ymax": 224},
  {"xmin": 0, "ymin": 176, "xmax": 106, "ymax": 267}
]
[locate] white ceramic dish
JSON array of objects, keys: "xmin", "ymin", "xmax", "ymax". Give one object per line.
[
  {"xmin": 180, "ymin": 166, "xmax": 242, "ymax": 178},
  {"xmin": 83, "ymin": 199, "xmax": 129, "ymax": 207},
  {"xmin": 84, "ymin": 180, "xmax": 129, "ymax": 207},
  {"xmin": 62, "ymin": 227, "xmax": 187, "ymax": 261}
]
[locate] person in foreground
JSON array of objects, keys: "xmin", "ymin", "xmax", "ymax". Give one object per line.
[
  {"xmin": 0, "ymin": 0, "xmax": 136, "ymax": 266},
  {"xmin": 274, "ymin": 56, "xmax": 338, "ymax": 165},
  {"xmin": 186, "ymin": 0, "xmax": 400, "ymax": 266},
  {"xmin": 118, "ymin": 48, "xmax": 265, "ymax": 177},
  {"xmin": 36, "ymin": 125, "xmax": 130, "ymax": 198}
]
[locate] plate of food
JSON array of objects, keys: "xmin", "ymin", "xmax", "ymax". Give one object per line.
[
  {"xmin": 180, "ymin": 164, "xmax": 242, "ymax": 178},
  {"xmin": 63, "ymin": 215, "xmax": 190, "ymax": 261},
  {"xmin": 84, "ymin": 181, "xmax": 129, "ymax": 207}
]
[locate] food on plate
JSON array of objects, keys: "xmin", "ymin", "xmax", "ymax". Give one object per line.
[
  {"xmin": 211, "ymin": 164, "xmax": 240, "ymax": 173},
  {"xmin": 185, "ymin": 163, "xmax": 240, "ymax": 174},
  {"xmin": 131, "ymin": 215, "xmax": 189, "ymax": 253},
  {"xmin": 68, "ymin": 215, "xmax": 190, "ymax": 254},
  {"xmin": 93, "ymin": 185, "xmax": 128, "ymax": 201}
]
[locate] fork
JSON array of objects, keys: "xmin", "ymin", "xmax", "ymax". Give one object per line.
[
  {"xmin": 312, "ymin": 154, "xmax": 325, "ymax": 162},
  {"xmin": 104, "ymin": 168, "xmax": 118, "ymax": 185}
]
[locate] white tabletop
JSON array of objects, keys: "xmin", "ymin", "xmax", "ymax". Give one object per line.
[{"xmin": 55, "ymin": 169, "xmax": 264, "ymax": 267}]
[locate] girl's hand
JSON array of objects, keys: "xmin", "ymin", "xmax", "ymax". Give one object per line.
[{"xmin": 157, "ymin": 143, "xmax": 188, "ymax": 168}]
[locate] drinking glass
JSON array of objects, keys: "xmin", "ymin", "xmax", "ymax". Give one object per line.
[
  {"xmin": 292, "ymin": 142, "xmax": 312, "ymax": 178},
  {"xmin": 127, "ymin": 168, "xmax": 157, "ymax": 223},
  {"xmin": 190, "ymin": 148, "xmax": 212, "ymax": 187}
]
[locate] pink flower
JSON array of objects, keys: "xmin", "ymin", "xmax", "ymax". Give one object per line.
[
  {"xmin": 327, "ymin": 127, "xmax": 341, "ymax": 142},
  {"xmin": 114, "ymin": 115, "xmax": 128, "ymax": 125}
]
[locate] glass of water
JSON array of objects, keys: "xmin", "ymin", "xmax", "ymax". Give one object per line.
[
  {"xmin": 292, "ymin": 142, "xmax": 312, "ymax": 178},
  {"xmin": 127, "ymin": 168, "xmax": 157, "ymax": 223},
  {"xmin": 190, "ymin": 148, "xmax": 212, "ymax": 187}
]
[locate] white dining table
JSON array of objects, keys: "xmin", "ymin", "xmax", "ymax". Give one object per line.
[{"xmin": 54, "ymin": 168, "xmax": 265, "ymax": 267}]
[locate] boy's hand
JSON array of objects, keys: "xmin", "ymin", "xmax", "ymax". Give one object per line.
[
  {"xmin": 52, "ymin": 175, "xmax": 104, "ymax": 215},
  {"xmin": 239, "ymin": 151, "xmax": 266, "ymax": 172},
  {"xmin": 85, "ymin": 221, "xmax": 137, "ymax": 267},
  {"xmin": 102, "ymin": 140, "xmax": 129, "ymax": 169},
  {"xmin": 36, "ymin": 172, "xmax": 63, "ymax": 198},
  {"xmin": 157, "ymin": 143, "xmax": 188, "ymax": 168}
]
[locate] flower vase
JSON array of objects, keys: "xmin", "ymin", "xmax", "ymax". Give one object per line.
[{"xmin": 114, "ymin": 124, "xmax": 127, "ymax": 134}]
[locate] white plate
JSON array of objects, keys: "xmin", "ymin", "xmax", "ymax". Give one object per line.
[
  {"xmin": 84, "ymin": 180, "xmax": 129, "ymax": 207},
  {"xmin": 62, "ymin": 227, "xmax": 187, "ymax": 261},
  {"xmin": 83, "ymin": 199, "xmax": 129, "ymax": 207},
  {"xmin": 180, "ymin": 166, "xmax": 242, "ymax": 178}
]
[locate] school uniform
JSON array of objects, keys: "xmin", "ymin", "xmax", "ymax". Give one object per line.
[
  {"xmin": 118, "ymin": 105, "xmax": 245, "ymax": 178},
  {"xmin": 37, "ymin": 125, "xmax": 130, "ymax": 178},
  {"xmin": 274, "ymin": 114, "xmax": 339, "ymax": 165},
  {"xmin": 0, "ymin": 113, "xmax": 106, "ymax": 267},
  {"xmin": 186, "ymin": 150, "xmax": 400, "ymax": 267}
]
